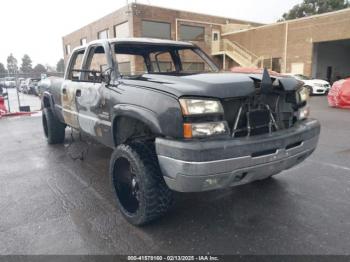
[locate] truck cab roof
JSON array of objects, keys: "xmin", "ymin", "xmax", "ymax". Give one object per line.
[{"xmin": 75, "ymin": 37, "xmax": 194, "ymax": 51}]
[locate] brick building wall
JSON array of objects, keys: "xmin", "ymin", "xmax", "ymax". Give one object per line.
[
  {"xmin": 62, "ymin": 4, "xmax": 350, "ymax": 79},
  {"xmin": 223, "ymin": 8, "xmax": 350, "ymax": 76},
  {"xmin": 62, "ymin": 5, "xmax": 132, "ymax": 61},
  {"xmin": 131, "ymin": 4, "xmax": 261, "ymax": 55},
  {"xmin": 62, "ymin": 3, "xmax": 261, "ymax": 64}
]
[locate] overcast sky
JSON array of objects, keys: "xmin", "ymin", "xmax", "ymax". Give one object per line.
[{"xmin": 0, "ymin": 0, "xmax": 301, "ymax": 68}]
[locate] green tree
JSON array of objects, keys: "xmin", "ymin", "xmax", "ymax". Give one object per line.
[
  {"xmin": 7, "ymin": 53, "xmax": 18, "ymax": 74},
  {"xmin": 280, "ymin": 0, "xmax": 349, "ymax": 21},
  {"xmin": 56, "ymin": 58, "xmax": 65, "ymax": 73},
  {"xmin": 0, "ymin": 63, "xmax": 7, "ymax": 75},
  {"xmin": 20, "ymin": 54, "xmax": 33, "ymax": 73},
  {"xmin": 33, "ymin": 64, "xmax": 47, "ymax": 74}
]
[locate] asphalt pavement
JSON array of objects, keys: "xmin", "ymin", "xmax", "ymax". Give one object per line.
[{"xmin": 0, "ymin": 96, "xmax": 349, "ymax": 255}]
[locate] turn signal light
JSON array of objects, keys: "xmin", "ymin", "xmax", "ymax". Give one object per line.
[{"xmin": 183, "ymin": 123, "xmax": 193, "ymax": 139}]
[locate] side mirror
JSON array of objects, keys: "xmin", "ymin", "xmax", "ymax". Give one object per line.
[
  {"xmin": 102, "ymin": 70, "xmax": 111, "ymax": 85},
  {"xmin": 100, "ymin": 65, "xmax": 112, "ymax": 85}
]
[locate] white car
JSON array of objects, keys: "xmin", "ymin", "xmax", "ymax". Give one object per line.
[
  {"xmin": 288, "ymin": 74, "xmax": 330, "ymax": 95},
  {"xmin": 4, "ymin": 77, "xmax": 16, "ymax": 88}
]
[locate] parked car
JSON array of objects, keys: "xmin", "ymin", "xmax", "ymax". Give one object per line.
[
  {"xmin": 37, "ymin": 79, "xmax": 50, "ymax": 98},
  {"xmin": 17, "ymin": 78, "xmax": 26, "ymax": 92},
  {"xmin": 0, "ymin": 78, "xmax": 5, "ymax": 88},
  {"xmin": 328, "ymin": 77, "xmax": 350, "ymax": 109},
  {"xmin": 286, "ymin": 74, "xmax": 330, "ymax": 95},
  {"xmin": 30, "ymin": 79, "xmax": 41, "ymax": 96},
  {"xmin": 4, "ymin": 77, "xmax": 16, "ymax": 88},
  {"xmin": 22, "ymin": 78, "xmax": 40, "ymax": 95},
  {"xmin": 41, "ymin": 38, "xmax": 320, "ymax": 226},
  {"xmin": 231, "ymin": 67, "xmax": 282, "ymax": 77},
  {"xmin": 16, "ymin": 78, "xmax": 25, "ymax": 90}
]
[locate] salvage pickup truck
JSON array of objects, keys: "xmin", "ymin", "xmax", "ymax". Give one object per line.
[{"xmin": 41, "ymin": 38, "xmax": 320, "ymax": 225}]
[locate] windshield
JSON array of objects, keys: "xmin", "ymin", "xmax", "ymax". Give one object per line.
[
  {"xmin": 113, "ymin": 43, "xmax": 219, "ymax": 77},
  {"xmin": 295, "ymin": 74, "xmax": 310, "ymax": 80}
]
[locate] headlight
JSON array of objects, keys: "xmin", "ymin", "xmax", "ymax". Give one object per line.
[
  {"xmin": 179, "ymin": 98, "xmax": 224, "ymax": 115},
  {"xmin": 183, "ymin": 122, "xmax": 229, "ymax": 138},
  {"xmin": 298, "ymin": 87, "xmax": 310, "ymax": 103}
]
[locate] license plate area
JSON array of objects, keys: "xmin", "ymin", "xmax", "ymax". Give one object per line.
[{"xmin": 247, "ymin": 109, "xmax": 271, "ymax": 136}]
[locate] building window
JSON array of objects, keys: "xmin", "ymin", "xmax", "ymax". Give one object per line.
[
  {"xmin": 80, "ymin": 38, "xmax": 87, "ymax": 45},
  {"xmin": 180, "ymin": 24, "xmax": 205, "ymax": 41},
  {"xmin": 142, "ymin": 20, "xmax": 171, "ymax": 39},
  {"xmin": 272, "ymin": 58, "xmax": 282, "ymax": 73},
  {"xmin": 65, "ymin": 44, "xmax": 71, "ymax": 55},
  {"xmin": 98, "ymin": 29, "xmax": 109, "ymax": 39},
  {"xmin": 114, "ymin": 22, "xmax": 130, "ymax": 38}
]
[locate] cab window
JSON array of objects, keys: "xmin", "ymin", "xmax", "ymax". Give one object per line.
[
  {"xmin": 67, "ymin": 49, "xmax": 85, "ymax": 81},
  {"xmin": 84, "ymin": 46, "xmax": 108, "ymax": 82}
]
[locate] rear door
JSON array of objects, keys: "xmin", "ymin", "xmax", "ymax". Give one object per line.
[{"xmin": 61, "ymin": 49, "xmax": 85, "ymax": 129}]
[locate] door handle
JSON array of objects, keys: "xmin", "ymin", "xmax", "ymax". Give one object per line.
[
  {"xmin": 62, "ymin": 88, "xmax": 67, "ymax": 94},
  {"xmin": 76, "ymin": 89, "xmax": 81, "ymax": 97}
]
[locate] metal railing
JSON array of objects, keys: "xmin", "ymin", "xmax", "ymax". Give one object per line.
[{"xmin": 212, "ymin": 39, "xmax": 263, "ymax": 67}]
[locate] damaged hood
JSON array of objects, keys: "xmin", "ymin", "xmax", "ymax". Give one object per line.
[{"xmin": 120, "ymin": 72, "xmax": 301, "ymax": 98}]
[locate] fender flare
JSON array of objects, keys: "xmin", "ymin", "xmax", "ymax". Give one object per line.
[{"xmin": 111, "ymin": 104, "xmax": 162, "ymax": 146}]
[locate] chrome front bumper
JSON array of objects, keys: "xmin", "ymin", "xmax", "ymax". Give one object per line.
[{"xmin": 156, "ymin": 119, "xmax": 320, "ymax": 192}]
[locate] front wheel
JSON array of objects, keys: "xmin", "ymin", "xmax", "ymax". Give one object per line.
[{"xmin": 110, "ymin": 142, "xmax": 173, "ymax": 226}]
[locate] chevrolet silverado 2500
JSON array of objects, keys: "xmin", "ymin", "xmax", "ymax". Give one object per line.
[{"xmin": 41, "ymin": 38, "xmax": 320, "ymax": 225}]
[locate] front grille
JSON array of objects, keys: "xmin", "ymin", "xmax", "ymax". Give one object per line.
[{"xmin": 222, "ymin": 94, "xmax": 296, "ymax": 138}]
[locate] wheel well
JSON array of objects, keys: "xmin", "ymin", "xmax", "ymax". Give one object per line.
[
  {"xmin": 43, "ymin": 96, "xmax": 51, "ymax": 108},
  {"xmin": 304, "ymin": 85, "xmax": 313, "ymax": 94},
  {"xmin": 113, "ymin": 116, "xmax": 154, "ymax": 146}
]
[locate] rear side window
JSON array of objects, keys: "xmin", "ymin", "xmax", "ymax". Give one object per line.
[{"xmin": 67, "ymin": 50, "xmax": 85, "ymax": 81}]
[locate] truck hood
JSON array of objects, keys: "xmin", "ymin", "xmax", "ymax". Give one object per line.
[
  {"xmin": 121, "ymin": 73, "xmax": 256, "ymax": 98},
  {"xmin": 120, "ymin": 72, "xmax": 301, "ymax": 98}
]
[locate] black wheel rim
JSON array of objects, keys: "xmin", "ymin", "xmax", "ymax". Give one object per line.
[
  {"xmin": 42, "ymin": 114, "xmax": 48, "ymax": 138},
  {"xmin": 113, "ymin": 157, "xmax": 140, "ymax": 214}
]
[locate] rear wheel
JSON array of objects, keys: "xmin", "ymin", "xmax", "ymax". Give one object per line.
[
  {"xmin": 42, "ymin": 108, "xmax": 66, "ymax": 144},
  {"xmin": 110, "ymin": 142, "xmax": 173, "ymax": 226}
]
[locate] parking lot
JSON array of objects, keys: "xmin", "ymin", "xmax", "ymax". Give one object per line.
[
  {"xmin": 2, "ymin": 88, "xmax": 41, "ymax": 113},
  {"xmin": 0, "ymin": 96, "xmax": 349, "ymax": 255}
]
